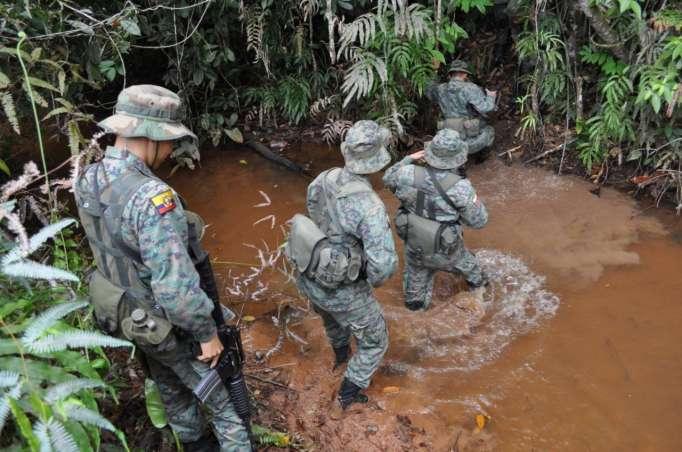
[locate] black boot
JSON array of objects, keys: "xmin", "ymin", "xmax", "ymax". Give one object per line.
[
  {"xmin": 405, "ymin": 300, "xmax": 425, "ymax": 311},
  {"xmin": 182, "ymin": 432, "xmax": 220, "ymax": 452},
  {"xmin": 467, "ymin": 272, "xmax": 490, "ymax": 290},
  {"xmin": 338, "ymin": 377, "xmax": 368, "ymax": 409},
  {"xmin": 333, "ymin": 344, "xmax": 351, "ymax": 370}
]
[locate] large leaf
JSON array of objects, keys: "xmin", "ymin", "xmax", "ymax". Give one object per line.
[
  {"xmin": 144, "ymin": 378, "xmax": 168, "ymax": 429},
  {"xmin": 224, "ymin": 127, "xmax": 243, "ymax": 143},
  {"xmin": 2, "ymin": 260, "xmax": 79, "ymax": 282},
  {"xmin": 22, "ymin": 301, "xmax": 88, "ymax": 344},
  {"xmin": 0, "ymin": 158, "xmax": 9, "ymax": 176}
]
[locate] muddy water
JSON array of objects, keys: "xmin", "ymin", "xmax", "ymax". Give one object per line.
[{"xmin": 170, "ymin": 146, "xmax": 682, "ymax": 451}]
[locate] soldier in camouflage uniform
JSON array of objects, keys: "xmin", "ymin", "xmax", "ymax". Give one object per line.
[
  {"xmin": 426, "ymin": 60, "xmax": 497, "ymax": 157},
  {"xmin": 383, "ymin": 129, "xmax": 488, "ymax": 311},
  {"xmin": 294, "ymin": 120, "xmax": 397, "ymax": 412},
  {"xmin": 74, "ymin": 85, "xmax": 251, "ymax": 451}
]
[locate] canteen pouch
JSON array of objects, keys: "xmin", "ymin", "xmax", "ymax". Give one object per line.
[
  {"xmin": 89, "ymin": 269, "xmax": 125, "ymax": 335},
  {"xmin": 120, "ymin": 309, "xmax": 180, "ymax": 363}
]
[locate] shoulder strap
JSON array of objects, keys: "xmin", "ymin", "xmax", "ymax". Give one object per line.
[
  {"xmin": 425, "ymin": 166, "xmax": 459, "ymax": 212},
  {"xmin": 414, "ymin": 166, "xmax": 427, "ymax": 217},
  {"xmin": 321, "ymin": 169, "xmax": 344, "ymax": 241}
]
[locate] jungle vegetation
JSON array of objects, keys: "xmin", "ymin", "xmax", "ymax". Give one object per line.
[{"xmin": 0, "ymin": 0, "xmax": 680, "ymax": 449}]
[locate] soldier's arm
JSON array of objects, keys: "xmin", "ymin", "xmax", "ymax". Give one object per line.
[
  {"xmin": 131, "ymin": 182, "xmax": 217, "ymax": 343},
  {"xmin": 350, "ymin": 194, "xmax": 398, "ymax": 287},
  {"xmin": 452, "ymin": 179, "xmax": 488, "ymax": 229},
  {"xmin": 466, "ymin": 84, "xmax": 496, "ymax": 115},
  {"xmin": 382, "ymin": 156, "xmax": 413, "ymax": 192}
]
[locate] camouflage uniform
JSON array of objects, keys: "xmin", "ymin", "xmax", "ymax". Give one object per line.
[
  {"xmin": 296, "ymin": 121, "xmax": 397, "ymax": 392},
  {"xmin": 75, "ymin": 85, "xmax": 250, "ymax": 451},
  {"xmin": 426, "ymin": 61, "xmax": 496, "ymax": 155},
  {"xmin": 383, "ymin": 130, "xmax": 488, "ymax": 310}
]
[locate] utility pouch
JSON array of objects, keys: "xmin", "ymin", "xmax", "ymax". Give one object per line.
[
  {"xmin": 405, "ymin": 213, "xmax": 442, "ymax": 256},
  {"xmin": 121, "ymin": 308, "xmax": 177, "ymax": 356},
  {"xmin": 89, "ymin": 269, "xmax": 125, "ymax": 335},
  {"xmin": 442, "ymin": 117, "xmax": 466, "ymax": 133},
  {"xmin": 285, "ymin": 214, "xmax": 363, "ymax": 289},
  {"xmin": 394, "ymin": 208, "xmax": 409, "ymax": 242},
  {"xmin": 463, "ymin": 118, "xmax": 481, "ymax": 138}
]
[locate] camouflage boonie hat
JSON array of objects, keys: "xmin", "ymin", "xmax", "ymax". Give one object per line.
[
  {"xmin": 448, "ymin": 59, "xmax": 472, "ymax": 75},
  {"xmin": 98, "ymin": 85, "xmax": 196, "ymax": 141},
  {"xmin": 424, "ymin": 129, "xmax": 469, "ymax": 169},
  {"xmin": 341, "ymin": 120, "xmax": 391, "ymax": 175}
]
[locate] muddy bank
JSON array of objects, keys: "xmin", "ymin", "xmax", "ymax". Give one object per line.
[{"xmin": 169, "ymin": 144, "xmax": 681, "ymax": 451}]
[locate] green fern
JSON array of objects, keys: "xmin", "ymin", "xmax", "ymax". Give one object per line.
[{"xmin": 1, "ymin": 91, "xmax": 20, "ymax": 134}]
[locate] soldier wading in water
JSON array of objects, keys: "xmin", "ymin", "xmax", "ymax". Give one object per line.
[
  {"xmin": 426, "ymin": 60, "xmax": 498, "ymax": 159},
  {"xmin": 286, "ymin": 120, "xmax": 398, "ymax": 415},
  {"xmin": 74, "ymin": 85, "xmax": 251, "ymax": 451},
  {"xmin": 383, "ymin": 129, "xmax": 489, "ymax": 311}
]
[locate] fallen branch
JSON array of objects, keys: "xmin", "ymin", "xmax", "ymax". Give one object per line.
[
  {"xmin": 246, "ymin": 373, "xmax": 296, "ymax": 392},
  {"xmin": 244, "ymin": 139, "xmax": 310, "ymax": 176},
  {"xmin": 524, "ymin": 140, "xmax": 576, "ymax": 164},
  {"xmin": 498, "ymin": 145, "xmax": 523, "ymax": 161}
]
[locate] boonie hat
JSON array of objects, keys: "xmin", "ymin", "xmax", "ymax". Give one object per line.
[
  {"xmin": 341, "ymin": 120, "xmax": 391, "ymax": 175},
  {"xmin": 424, "ymin": 129, "xmax": 469, "ymax": 169},
  {"xmin": 448, "ymin": 59, "xmax": 472, "ymax": 75},
  {"xmin": 98, "ymin": 85, "xmax": 196, "ymax": 142}
]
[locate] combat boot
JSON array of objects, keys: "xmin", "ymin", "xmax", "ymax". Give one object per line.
[
  {"xmin": 333, "ymin": 344, "xmax": 351, "ymax": 370},
  {"xmin": 330, "ymin": 377, "xmax": 368, "ymax": 420}
]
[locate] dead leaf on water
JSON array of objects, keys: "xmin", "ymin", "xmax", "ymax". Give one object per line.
[
  {"xmin": 474, "ymin": 413, "xmax": 491, "ymax": 434},
  {"xmin": 239, "ymin": 159, "xmax": 248, "ymax": 165},
  {"xmin": 382, "ymin": 386, "xmax": 400, "ymax": 394},
  {"xmin": 242, "ymin": 315, "xmax": 256, "ymax": 323}
]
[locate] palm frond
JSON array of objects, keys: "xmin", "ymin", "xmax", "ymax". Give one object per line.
[
  {"xmin": 27, "ymin": 330, "xmax": 132, "ymax": 354},
  {"xmin": 45, "ymin": 379, "xmax": 106, "ymax": 404},
  {"xmin": 63, "ymin": 403, "xmax": 115, "ymax": 432},
  {"xmin": 341, "ymin": 51, "xmax": 387, "ymax": 107},
  {"xmin": 22, "ymin": 301, "xmax": 88, "ymax": 345},
  {"xmin": 1, "ymin": 260, "xmax": 79, "ymax": 282},
  {"xmin": 2, "ymin": 218, "xmax": 76, "ymax": 265}
]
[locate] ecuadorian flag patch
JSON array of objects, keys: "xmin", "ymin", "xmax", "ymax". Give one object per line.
[{"xmin": 151, "ymin": 190, "xmax": 176, "ymax": 215}]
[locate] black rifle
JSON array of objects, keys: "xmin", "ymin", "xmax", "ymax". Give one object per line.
[
  {"xmin": 192, "ymin": 324, "xmax": 253, "ymax": 441},
  {"xmin": 193, "ymin": 253, "xmax": 254, "ymax": 444}
]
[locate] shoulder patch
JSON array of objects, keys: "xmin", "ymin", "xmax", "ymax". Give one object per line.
[{"xmin": 150, "ymin": 189, "xmax": 176, "ymax": 215}]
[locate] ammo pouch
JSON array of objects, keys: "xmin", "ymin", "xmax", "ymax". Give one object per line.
[
  {"xmin": 395, "ymin": 208, "xmax": 459, "ymax": 258},
  {"xmin": 440, "ymin": 117, "xmax": 481, "ymax": 138},
  {"xmin": 285, "ymin": 213, "xmax": 363, "ymax": 290}
]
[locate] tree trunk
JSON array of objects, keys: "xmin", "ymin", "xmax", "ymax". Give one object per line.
[
  {"xmin": 574, "ymin": 0, "xmax": 627, "ymax": 61},
  {"xmin": 326, "ymin": 0, "xmax": 336, "ymax": 64}
]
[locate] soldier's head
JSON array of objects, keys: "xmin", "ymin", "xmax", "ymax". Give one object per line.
[
  {"xmin": 448, "ymin": 60, "xmax": 472, "ymax": 81},
  {"xmin": 340, "ymin": 120, "xmax": 391, "ymax": 175},
  {"xmin": 424, "ymin": 129, "xmax": 469, "ymax": 170},
  {"xmin": 98, "ymin": 85, "xmax": 196, "ymax": 169}
]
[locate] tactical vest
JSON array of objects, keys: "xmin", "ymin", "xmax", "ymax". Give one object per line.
[
  {"xmin": 286, "ymin": 168, "xmax": 368, "ymax": 289},
  {"xmin": 75, "ymin": 161, "xmax": 209, "ymax": 352},
  {"xmin": 395, "ymin": 166, "xmax": 462, "ymax": 262}
]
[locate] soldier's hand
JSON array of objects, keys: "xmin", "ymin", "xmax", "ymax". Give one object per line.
[
  {"xmin": 485, "ymin": 89, "xmax": 498, "ymax": 98},
  {"xmin": 197, "ymin": 334, "xmax": 224, "ymax": 368},
  {"xmin": 409, "ymin": 150, "xmax": 426, "ymax": 161}
]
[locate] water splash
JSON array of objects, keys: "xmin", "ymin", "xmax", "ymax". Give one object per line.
[{"xmin": 384, "ymin": 249, "xmax": 560, "ymax": 373}]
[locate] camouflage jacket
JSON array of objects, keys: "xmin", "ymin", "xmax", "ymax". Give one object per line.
[
  {"xmin": 297, "ymin": 167, "xmax": 397, "ymax": 311},
  {"xmin": 426, "ymin": 79, "xmax": 496, "ymax": 119},
  {"xmin": 383, "ymin": 157, "xmax": 488, "ymax": 228},
  {"xmin": 76, "ymin": 146, "xmax": 216, "ymax": 342}
]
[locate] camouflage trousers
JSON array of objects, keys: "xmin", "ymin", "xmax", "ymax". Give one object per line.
[
  {"xmin": 146, "ymin": 349, "xmax": 251, "ymax": 451},
  {"xmin": 312, "ymin": 298, "xmax": 389, "ymax": 389},
  {"xmin": 403, "ymin": 241, "xmax": 484, "ymax": 309}
]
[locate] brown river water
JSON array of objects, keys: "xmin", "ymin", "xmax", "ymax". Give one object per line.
[{"xmin": 170, "ymin": 144, "xmax": 682, "ymax": 451}]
